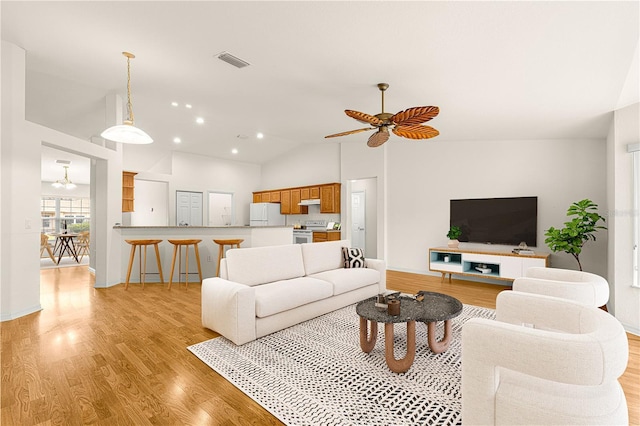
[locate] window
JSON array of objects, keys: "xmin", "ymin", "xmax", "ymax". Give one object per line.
[{"xmin": 41, "ymin": 196, "xmax": 90, "ymax": 234}]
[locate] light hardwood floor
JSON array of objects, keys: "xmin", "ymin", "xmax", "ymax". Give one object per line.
[{"xmin": 1, "ymin": 268, "xmax": 638, "ymax": 425}]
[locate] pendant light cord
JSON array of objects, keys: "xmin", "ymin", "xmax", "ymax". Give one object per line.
[{"xmin": 123, "ymin": 52, "xmax": 135, "ymax": 125}]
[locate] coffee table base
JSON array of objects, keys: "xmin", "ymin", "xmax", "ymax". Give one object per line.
[
  {"xmin": 385, "ymin": 321, "xmax": 415, "ymax": 373},
  {"xmin": 359, "ymin": 317, "xmax": 378, "ymax": 353},
  {"xmin": 426, "ymin": 320, "xmax": 453, "ymax": 354},
  {"xmin": 358, "ymin": 318, "xmax": 454, "ymax": 372}
]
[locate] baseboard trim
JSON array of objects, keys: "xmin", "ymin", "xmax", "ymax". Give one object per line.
[{"xmin": 0, "ymin": 304, "xmax": 42, "ymax": 322}]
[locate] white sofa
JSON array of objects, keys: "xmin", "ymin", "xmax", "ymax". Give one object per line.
[
  {"xmin": 462, "ymin": 291, "xmax": 629, "ymax": 425},
  {"xmin": 513, "ymin": 266, "xmax": 609, "ymax": 308},
  {"xmin": 201, "ymin": 239, "xmax": 386, "ymax": 345}
]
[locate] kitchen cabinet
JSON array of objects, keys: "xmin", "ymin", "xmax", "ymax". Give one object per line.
[
  {"xmin": 280, "ymin": 190, "xmax": 291, "ymax": 214},
  {"xmin": 301, "ymin": 186, "xmax": 320, "ymax": 200},
  {"xmin": 320, "ymin": 183, "xmax": 340, "ymax": 213},
  {"xmin": 254, "ymin": 183, "xmax": 339, "ymax": 215},
  {"xmin": 300, "ymin": 187, "xmax": 310, "ymax": 200},
  {"xmin": 313, "ymin": 231, "xmax": 341, "ymax": 243},
  {"xmin": 290, "ymin": 189, "xmax": 308, "ymax": 215},
  {"xmin": 122, "ymin": 171, "xmax": 137, "ymax": 212}
]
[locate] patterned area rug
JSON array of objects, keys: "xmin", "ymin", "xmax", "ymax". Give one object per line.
[{"xmin": 188, "ymin": 303, "xmax": 495, "ymax": 426}]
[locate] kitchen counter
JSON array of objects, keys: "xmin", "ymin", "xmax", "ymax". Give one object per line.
[{"xmin": 114, "ymin": 225, "xmax": 293, "ymax": 280}]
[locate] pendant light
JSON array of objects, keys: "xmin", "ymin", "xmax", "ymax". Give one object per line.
[
  {"xmin": 51, "ymin": 166, "xmax": 77, "ymax": 190},
  {"xmin": 101, "ymin": 52, "xmax": 153, "ymax": 144}
]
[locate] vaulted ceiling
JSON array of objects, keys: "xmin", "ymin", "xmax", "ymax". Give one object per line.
[{"xmin": 3, "ymin": 1, "xmax": 638, "ymax": 177}]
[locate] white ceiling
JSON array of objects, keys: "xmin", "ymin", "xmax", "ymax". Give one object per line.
[{"xmin": 3, "ymin": 1, "xmax": 639, "ymax": 182}]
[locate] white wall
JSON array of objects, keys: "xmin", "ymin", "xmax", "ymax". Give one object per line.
[
  {"xmin": 385, "ymin": 138, "xmax": 608, "ymax": 276},
  {"xmin": 260, "ymin": 142, "xmax": 341, "ymax": 189},
  {"xmin": 608, "ymin": 102, "xmax": 640, "ymax": 334},
  {"xmin": 2, "ymin": 42, "xmax": 125, "ymax": 321},
  {"xmin": 168, "ymin": 151, "xmax": 261, "ymax": 226}
]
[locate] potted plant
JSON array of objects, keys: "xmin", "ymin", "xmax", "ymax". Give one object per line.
[
  {"xmin": 544, "ymin": 198, "xmax": 606, "ymax": 271},
  {"xmin": 447, "ymin": 225, "xmax": 462, "ymax": 248}
]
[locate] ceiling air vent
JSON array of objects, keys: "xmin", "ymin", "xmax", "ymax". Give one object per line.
[{"xmin": 216, "ymin": 51, "xmax": 250, "ymax": 69}]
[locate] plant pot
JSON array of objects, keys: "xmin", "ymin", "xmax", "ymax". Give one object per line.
[{"xmin": 448, "ymin": 239, "xmax": 459, "ymax": 248}]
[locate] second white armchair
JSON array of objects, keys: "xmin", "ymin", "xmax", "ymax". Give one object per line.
[{"xmin": 512, "ymin": 266, "xmax": 609, "ymax": 308}]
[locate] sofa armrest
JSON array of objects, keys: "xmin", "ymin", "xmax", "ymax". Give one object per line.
[
  {"xmin": 365, "ymin": 258, "xmax": 386, "ymax": 292},
  {"xmin": 201, "ymin": 277, "xmax": 257, "ymax": 345}
]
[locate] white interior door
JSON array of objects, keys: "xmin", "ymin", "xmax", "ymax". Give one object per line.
[
  {"xmin": 176, "ymin": 191, "xmax": 203, "ymax": 226},
  {"xmin": 352, "ymin": 191, "xmax": 366, "ymax": 252}
]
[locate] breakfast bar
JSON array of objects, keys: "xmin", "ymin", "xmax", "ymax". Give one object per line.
[{"xmin": 114, "ymin": 225, "xmax": 293, "ymax": 284}]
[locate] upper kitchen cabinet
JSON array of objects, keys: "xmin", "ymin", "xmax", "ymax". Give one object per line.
[
  {"xmin": 280, "ymin": 190, "xmax": 291, "ymax": 214},
  {"xmin": 253, "ymin": 182, "xmax": 338, "ymax": 214},
  {"xmin": 301, "ymin": 186, "xmax": 320, "ymax": 200},
  {"xmin": 320, "ymin": 183, "xmax": 340, "ymax": 213},
  {"xmin": 290, "ymin": 188, "xmax": 308, "ymax": 215}
]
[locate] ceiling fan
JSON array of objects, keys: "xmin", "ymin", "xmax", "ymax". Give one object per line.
[{"xmin": 325, "ymin": 83, "xmax": 439, "ymax": 147}]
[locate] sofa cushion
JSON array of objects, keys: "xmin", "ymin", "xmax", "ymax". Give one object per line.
[
  {"xmin": 301, "ymin": 239, "xmax": 351, "ymax": 275},
  {"xmin": 309, "ymin": 268, "xmax": 381, "ymax": 296},
  {"xmin": 226, "ymin": 244, "xmax": 305, "ymax": 286},
  {"xmin": 254, "ymin": 277, "xmax": 333, "ymax": 318}
]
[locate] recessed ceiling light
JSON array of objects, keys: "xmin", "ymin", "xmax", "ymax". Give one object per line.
[
  {"xmin": 173, "ymin": 137, "xmax": 181, "ymax": 144},
  {"xmin": 171, "ymin": 102, "xmax": 178, "ymax": 107},
  {"xmin": 256, "ymin": 132, "xmax": 264, "ymax": 139},
  {"xmin": 231, "ymin": 148, "xmax": 238, "ymax": 154},
  {"xmin": 185, "ymin": 104, "xmax": 192, "ymax": 109},
  {"xmin": 196, "ymin": 117, "xmax": 204, "ymax": 124}
]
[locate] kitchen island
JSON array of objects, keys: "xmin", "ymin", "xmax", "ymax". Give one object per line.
[{"xmin": 114, "ymin": 225, "xmax": 293, "ymax": 283}]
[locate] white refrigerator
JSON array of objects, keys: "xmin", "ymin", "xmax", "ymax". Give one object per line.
[{"xmin": 249, "ymin": 203, "xmax": 285, "ymax": 226}]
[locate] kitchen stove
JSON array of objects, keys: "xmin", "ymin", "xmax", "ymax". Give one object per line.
[{"xmin": 292, "ymin": 220, "xmax": 327, "ymax": 244}]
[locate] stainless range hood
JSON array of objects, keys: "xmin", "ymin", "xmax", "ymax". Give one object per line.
[{"xmin": 298, "ymin": 199, "xmax": 321, "ymax": 206}]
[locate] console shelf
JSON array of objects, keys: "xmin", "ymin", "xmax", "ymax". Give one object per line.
[{"xmin": 429, "ymin": 247, "xmax": 549, "ymax": 283}]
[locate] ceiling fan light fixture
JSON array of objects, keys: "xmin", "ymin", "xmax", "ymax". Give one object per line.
[
  {"xmin": 100, "ymin": 52, "xmax": 153, "ymax": 145},
  {"xmin": 325, "ymin": 83, "xmax": 440, "ymax": 147}
]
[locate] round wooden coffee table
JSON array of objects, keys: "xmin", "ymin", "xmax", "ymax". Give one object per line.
[{"xmin": 356, "ymin": 293, "xmax": 463, "ymax": 373}]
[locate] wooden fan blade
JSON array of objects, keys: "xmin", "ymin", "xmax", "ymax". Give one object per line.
[
  {"xmin": 391, "ymin": 106, "xmax": 439, "ymax": 126},
  {"xmin": 325, "ymin": 127, "xmax": 375, "ymax": 138},
  {"xmin": 367, "ymin": 129, "xmax": 390, "ymax": 148},
  {"xmin": 345, "ymin": 110, "xmax": 384, "ymax": 126},
  {"xmin": 392, "ymin": 125, "xmax": 440, "ymax": 140}
]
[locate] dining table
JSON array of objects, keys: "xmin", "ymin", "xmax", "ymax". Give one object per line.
[{"xmin": 50, "ymin": 232, "xmax": 80, "ymax": 265}]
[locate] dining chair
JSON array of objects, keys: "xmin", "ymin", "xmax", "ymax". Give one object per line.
[
  {"xmin": 76, "ymin": 231, "xmax": 90, "ymax": 261},
  {"xmin": 40, "ymin": 233, "xmax": 56, "ymax": 262}
]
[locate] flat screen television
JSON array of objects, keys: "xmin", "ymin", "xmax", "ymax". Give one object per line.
[{"xmin": 450, "ymin": 196, "xmax": 538, "ymax": 246}]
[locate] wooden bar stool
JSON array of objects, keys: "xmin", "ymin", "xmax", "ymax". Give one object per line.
[
  {"xmin": 213, "ymin": 239, "xmax": 244, "ymax": 277},
  {"xmin": 124, "ymin": 239, "xmax": 164, "ymax": 290},
  {"xmin": 168, "ymin": 239, "xmax": 203, "ymax": 290}
]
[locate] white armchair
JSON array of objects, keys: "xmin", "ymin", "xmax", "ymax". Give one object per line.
[
  {"xmin": 512, "ymin": 266, "xmax": 609, "ymax": 308},
  {"xmin": 462, "ymin": 291, "xmax": 629, "ymax": 425}
]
